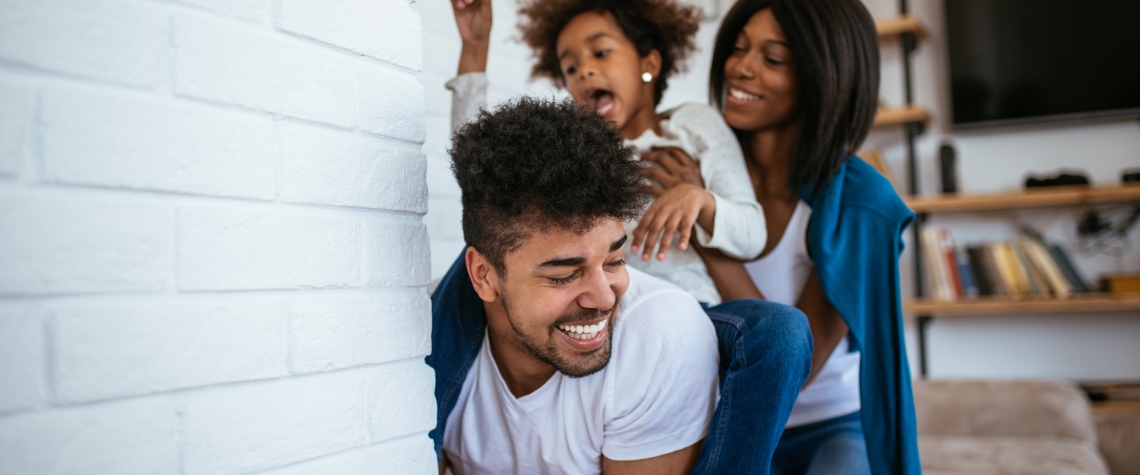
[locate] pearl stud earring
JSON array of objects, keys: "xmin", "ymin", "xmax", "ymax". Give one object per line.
[{"xmin": 641, "ymin": 72, "xmax": 653, "ymax": 83}]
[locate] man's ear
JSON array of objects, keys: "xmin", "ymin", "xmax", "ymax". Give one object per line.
[
  {"xmin": 641, "ymin": 49, "xmax": 663, "ymax": 84},
  {"xmin": 466, "ymin": 247, "xmax": 501, "ymax": 303}
]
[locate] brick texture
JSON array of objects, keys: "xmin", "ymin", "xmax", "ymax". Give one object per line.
[
  {"xmin": 277, "ymin": 0, "xmax": 423, "ymax": 71},
  {"xmin": 173, "ymin": 14, "xmax": 356, "ymax": 127},
  {"xmin": 277, "ymin": 122, "xmax": 427, "ymax": 212},
  {"xmin": 0, "ymin": 79, "xmax": 29, "ymax": 178},
  {"xmin": 40, "ymin": 86, "xmax": 275, "ymax": 200},
  {"xmin": 0, "ymin": 0, "xmax": 436, "ymax": 472}
]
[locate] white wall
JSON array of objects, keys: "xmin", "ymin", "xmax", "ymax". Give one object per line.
[
  {"xmin": 0, "ymin": 0, "xmax": 437, "ymax": 473},
  {"xmin": 418, "ymin": 0, "xmax": 1140, "ymax": 381}
]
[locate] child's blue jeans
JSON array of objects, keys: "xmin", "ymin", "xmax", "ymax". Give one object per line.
[{"xmin": 693, "ymin": 299, "xmax": 813, "ymax": 475}]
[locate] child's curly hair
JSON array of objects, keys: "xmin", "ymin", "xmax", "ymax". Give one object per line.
[{"xmin": 518, "ymin": 0, "xmax": 703, "ymax": 105}]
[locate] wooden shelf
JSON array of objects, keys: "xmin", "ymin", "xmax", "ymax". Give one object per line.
[
  {"xmin": 873, "ymin": 105, "xmax": 931, "ymax": 126},
  {"xmin": 906, "ymin": 184, "xmax": 1140, "ymax": 213},
  {"xmin": 875, "ymin": 15, "xmax": 927, "ymax": 39},
  {"xmin": 905, "ymin": 293, "xmax": 1140, "ymax": 316}
]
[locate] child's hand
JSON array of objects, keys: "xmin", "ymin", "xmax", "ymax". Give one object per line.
[
  {"xmin": 452, "ymin": 0, "xmax": 492, "ymax": 74},
  {"xmin": 630, "ymin": 183, "xmax": 716, "ymax": 262},
  {"xmin": 453, "ymin": 0, "xmax": 492, "ymax": 45}
]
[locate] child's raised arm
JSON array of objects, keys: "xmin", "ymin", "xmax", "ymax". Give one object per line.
[
  {"xmin": 448, "ymin": 0, "xmax": 493, "ymax": 133},
  {"xmin": 452, "ymin": 0, "xmax": 492, "ymax": 75}
]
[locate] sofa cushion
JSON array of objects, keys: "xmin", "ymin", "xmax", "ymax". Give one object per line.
[
  {"xmin": 914, "ymin": 380, "xmax": 1098, "ymax": 444},
  {"xmin": 920, "ymin": 435, "xmax": 1108, "ymax": 475}
]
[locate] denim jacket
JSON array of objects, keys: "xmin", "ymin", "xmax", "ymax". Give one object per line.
[{"xmin": 426, "ymin": 251, "xmax": 485, "ymax": 459}]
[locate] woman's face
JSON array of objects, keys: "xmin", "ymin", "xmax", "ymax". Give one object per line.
[{"xmin": 722, "ymin": 9, "xmax": 799, "ymax": 132}]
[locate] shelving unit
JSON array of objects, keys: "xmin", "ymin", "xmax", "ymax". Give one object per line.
[
  {"xmin": 905, "ymin": 293, "xmax": 1140, "ymax": 316},
  {"xmin": 875, "ymin": 15, "xmax": 927, "ymax": 39},
  {"xmin": 902, "ymin": 183, "xmax": 1140, "ymax": 377},
  {"xmin": 906, "ymin": 184, "xmax": 1140, "ymax": 213},
  {"xmin": 874, "ymin": 3, "xmax": 935, "ymax": 376},
  {"xmin": 874, "ymin": 105, "xmax": 931, "ymax": 127}
]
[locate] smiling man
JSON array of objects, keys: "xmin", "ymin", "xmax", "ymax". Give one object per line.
[{"xmin": 428, "ymin": 97, "xmax": 719, "ymax": 475}]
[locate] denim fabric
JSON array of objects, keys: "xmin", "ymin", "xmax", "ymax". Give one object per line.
[
  {"xmin": 693, "ymin": 300, "xmax": 813, "ymax": 475},
  {"xmin": 771, "ymin": 411, "xmax": 871, "ymax": 475}
]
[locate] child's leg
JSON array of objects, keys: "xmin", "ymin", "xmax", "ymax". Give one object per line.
[{"xmin": 692, "ymin": 299, "xmax": 812, "ymax": 475}]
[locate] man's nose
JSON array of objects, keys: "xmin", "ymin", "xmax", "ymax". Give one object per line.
[{"xmin": 576, "ymin": 268, "xmax": 617, "ymax": 311}]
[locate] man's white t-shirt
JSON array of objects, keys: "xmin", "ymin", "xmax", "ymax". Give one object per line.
[{"xmin": 442, "ymin": 267, "xmax": 720, "ymax": 475}]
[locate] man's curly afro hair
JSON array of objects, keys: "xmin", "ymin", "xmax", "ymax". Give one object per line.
[
  {"xmin": 518, "ymin": 0, "xmax": 703, "ymax": 105},
  {"xmin": 450, "ymin": 97, "xmax": 649, "ymax": 274}
]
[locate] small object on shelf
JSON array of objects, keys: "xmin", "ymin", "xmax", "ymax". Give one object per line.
[
  {"xmin": 966, "ymin": 246, "xmax": 996, "ymax": 296},
  {"xmin": 955, "ymin": 248, "xmax": 979, "ymax": 298},
  {"xmin": 1123, "ymin": 168, "xmax": 1140, "ymax": 183},
  {"xmin": 1025, "ymin": 170, "xmax": 1090, "ymax": 188},
  {"xmin": 1100, "ymin": 273, "xmax": 1140, "ymax": 294},
  {"xmin": 1046, "ymin": 244, "xmax": 1091, "ymax": 293},
  {"xmin": 939, "ymin": 143, "xmax": 958, "ymax": 193}
]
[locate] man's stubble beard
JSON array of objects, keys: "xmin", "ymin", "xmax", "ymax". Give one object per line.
[{"xmin": 499, "ymin": 287, "xmax": 615, "ymax": 378}]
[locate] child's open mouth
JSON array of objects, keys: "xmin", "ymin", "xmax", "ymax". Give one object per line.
[{"xmin": 586, "ymin": 89, "xmax": 616, "ymax": 118}]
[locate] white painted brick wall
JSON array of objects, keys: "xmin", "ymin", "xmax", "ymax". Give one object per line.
[{"xmin": 0, "ymin": 0, "xmax": 435, "ymax": 472}]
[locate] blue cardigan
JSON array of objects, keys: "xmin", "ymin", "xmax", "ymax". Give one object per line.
[{"xmin": 800, "ymin": 157, "xmax": 920, "ymax": 475}]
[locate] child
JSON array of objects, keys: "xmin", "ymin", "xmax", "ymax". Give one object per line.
[{"xmin": 449, "ymin": 0, "xmax": 766, "ymax": 305}]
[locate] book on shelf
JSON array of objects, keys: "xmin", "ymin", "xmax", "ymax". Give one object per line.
[
  {"xmin": 920, "ymin": 227, "xmax": 1090, "ymax": 301},
  {"xmin": 954, "ymin": 248, "xmax": 979, "ymax": 297}
]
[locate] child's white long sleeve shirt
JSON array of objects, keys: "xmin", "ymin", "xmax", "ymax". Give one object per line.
[{"xmin": 446, "ymin": 73, "xmax": 766, "ymax": 305}]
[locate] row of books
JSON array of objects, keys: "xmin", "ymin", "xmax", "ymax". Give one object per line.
[{"xmin": 920, "ymin": 227, "xmax": 1090, "ymax": 301}]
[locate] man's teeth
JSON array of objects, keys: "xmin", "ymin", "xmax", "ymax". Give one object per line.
[
  {"xmin": 729, "ymin": 87, "xmax": 760, "ymax": 101},
  {"xmin": 558, "ymin": 319, "xmax": 608, "ymax": 340}
]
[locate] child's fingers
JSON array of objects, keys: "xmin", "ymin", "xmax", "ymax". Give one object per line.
[
  {"xmin": 629, "ymin": 205, "xmax": 660, "ymax": 253},
  {"xmin": 656, "ymin": 214, "xmax": 685, "ymax": 261},
  {"xmin": 641, "ymin": 209, "xmax": 673, "ymax": 262},
  {"xmin": 677, "ymin": 213, "xmax": 696, "ymax": 251}
]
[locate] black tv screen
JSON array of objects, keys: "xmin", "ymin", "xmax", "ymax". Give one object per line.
[{"xmin": 944, "ymin": 0, "xmax": 1140, "ymax": 129}]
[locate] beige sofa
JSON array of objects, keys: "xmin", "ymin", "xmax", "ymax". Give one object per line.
[{"xmin": 913, "ymin": 380, "xmax": 1111, "ymax": 475}]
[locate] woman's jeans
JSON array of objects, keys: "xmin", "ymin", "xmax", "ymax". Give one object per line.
[
  {"xmin": 771, "ymin": 411, "xmax": 871, "ymax": 475},
  {"xmin": 693, "ymin": 300, "xmax": 813, "ymax": 475}
]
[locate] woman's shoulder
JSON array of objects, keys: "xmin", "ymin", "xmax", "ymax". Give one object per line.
[{"xmin": 834, "ymin": 156, "xmax": 912, "ymax": 223}]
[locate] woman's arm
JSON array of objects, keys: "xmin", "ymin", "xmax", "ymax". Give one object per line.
[
  {"xmin": 693, "ymin": 245, "xmax": 765, "ymax": 301},
  {"xmin": 795, "ymin": 271, "xmax": 848, "ymax": 388}
]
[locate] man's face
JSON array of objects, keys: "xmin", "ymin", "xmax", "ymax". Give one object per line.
[{"xmin": 495, "ymin": 218, "xmax": 630, "ymax": 378}]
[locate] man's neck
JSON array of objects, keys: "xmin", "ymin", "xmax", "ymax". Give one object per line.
[{"xmin": 484, "ymin": 301, "xmax": 558, "ymax": 398}]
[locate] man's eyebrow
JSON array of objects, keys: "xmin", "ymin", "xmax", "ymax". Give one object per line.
[
  {"xmin": 610, "ymin": 235, "xmax": 628, "ymax": 253},
  {"xmin": 537, "ymin": 256, "xmax": 586, "ymax": 268}
]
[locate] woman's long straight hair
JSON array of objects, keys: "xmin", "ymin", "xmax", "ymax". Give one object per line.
[{"xmin": 709, "ymin": 0, "xmax": 880, "ymax": 195}]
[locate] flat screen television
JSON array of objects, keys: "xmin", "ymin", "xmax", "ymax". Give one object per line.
[{"xmin": 944, "ymin": 0, "xmax": 1140, "ymax": 130}]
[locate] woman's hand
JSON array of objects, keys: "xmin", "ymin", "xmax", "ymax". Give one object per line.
[
  {"xmin": 640, "ymin": 147, "xmax": 705, "ymax": 191},
  {"xmin": 452, "ymin": 0, "xmax": 492, "ymax": 74},
  {"xmin": 630, "ymin": 147, "xmax": 713, "ymax": 262},
  {"xmin": 630, "ymin": 183, "xmax": 716, "ymax": 262}
]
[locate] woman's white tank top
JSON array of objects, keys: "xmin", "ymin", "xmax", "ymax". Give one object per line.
[{"xmin": 743, "ymin": 200, "xmax": 862, "ymax": 427}]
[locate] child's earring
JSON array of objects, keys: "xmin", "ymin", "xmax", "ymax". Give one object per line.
[{"xmin": 641, "ymin": 72, "xmax": 653, "ymax": 83}]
